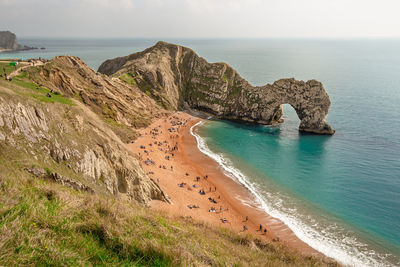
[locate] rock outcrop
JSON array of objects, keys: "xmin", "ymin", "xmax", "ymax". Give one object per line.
[
  {"xmin": 0, "ymin": 94, "xmax": 167, "ymax": 204},
  {"xmin": 25, "ymin": 56, "xmax": 168, "ymax": 142},
  {"xmin": 99, "ymin": 41, "xmax": 334, "ymax": 134},
  {"xmin": 25, "ymin": 166, "xmax": 95, "ymax": 193},
  {"xmin": 0, "ymin": 30, "xmax": 36, "ymax": 52}
]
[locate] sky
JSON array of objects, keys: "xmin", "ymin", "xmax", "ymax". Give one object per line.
[{"xmin": 1, "ymin": 0, "xmax": 400, "ymax": 38}]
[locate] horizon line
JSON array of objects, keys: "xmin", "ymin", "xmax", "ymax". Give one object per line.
[{"xmin": 17, "ymin": 36, "xmax": 400, "ymax": 41}]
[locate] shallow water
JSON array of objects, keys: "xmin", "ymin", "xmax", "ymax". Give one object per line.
[{"xmin": 2, "ymin": 38, "xmax": 400, "ymax": 266}]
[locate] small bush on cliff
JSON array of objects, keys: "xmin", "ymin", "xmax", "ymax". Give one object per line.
[{"xmin": 119, "ymin": 72, "xmax": 137, "ymax": 85}]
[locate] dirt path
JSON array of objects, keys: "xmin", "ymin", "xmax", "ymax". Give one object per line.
[
  {"xmin": 8, "ymin": 61, "xmax": 44, "ymax": 78},
  {"xmin": 1, "ymin": 59, "xmax": 45, "ymax": 79}
]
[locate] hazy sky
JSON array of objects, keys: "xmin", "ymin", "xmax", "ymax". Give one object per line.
[{"xmin": 1, "ymin": 0, "xmax": 400, "ymax": 38}]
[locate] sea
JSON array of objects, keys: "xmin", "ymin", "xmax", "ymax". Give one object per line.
[{"xmin": 2, "ymin": 38, "xmax": 399, "ymax": 266}]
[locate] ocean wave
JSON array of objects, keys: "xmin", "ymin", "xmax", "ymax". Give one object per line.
[{"xmin": 190, "ymin": 121, "xmax": 396, "ymax": 267}]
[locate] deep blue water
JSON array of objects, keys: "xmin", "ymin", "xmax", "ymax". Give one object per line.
[{"xmin": 2, "ymin": 38, "xmax": 399, "ymax": 266}]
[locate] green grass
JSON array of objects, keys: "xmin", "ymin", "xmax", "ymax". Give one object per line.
[
  {"xmin": 0, "ymin": 158, "xmax": 338, "ymax": 267},
  {"xmin": 228, "ymin": 85, "xmax": 241, "ymax": 98},
  {"xmin": 120, "ymin": 72, "xmax": 137, "ymax": 86},
  {"xmin": 0, "ymin": 62, "xmax": 26, "ymax": 76},
  {"xmin": 9, "ymin": 74, "xmax": 75, "ymax": 106},
  {"xmin": 101, "ymin": 103, "xmax": 116, "ymax": 119}
]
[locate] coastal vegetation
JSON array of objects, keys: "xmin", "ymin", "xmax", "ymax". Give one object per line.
[
  {"xmin": 0, "ymin": 160, "xmax": 336, "ymax": 266},
  {"xmin": 119, "ymin": 72, "xmax": 137, "ymax": 86},
  {"xmin": 0, "ymin": 62, "xmax": 26, "ymax": 76},
  {"xmin": 0, "ymin": 49, "xmax": 339, "ymax": 266},
  {"xmin": 10, "ymin": 72, "xmax": 74, "ymax": 106}
]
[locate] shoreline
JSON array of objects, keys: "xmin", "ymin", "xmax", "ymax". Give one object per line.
[{"xmin": 128, "ymin": 112, "xmax": 330, "ymax": 261}]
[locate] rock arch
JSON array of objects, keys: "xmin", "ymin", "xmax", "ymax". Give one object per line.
[
  {"xmin": 263, "ymin": 79, "xmax": 335, "ymax": 134},
  {"xmin": 98, "ymin": 41, "xmax": 335, "ymax": 135}
]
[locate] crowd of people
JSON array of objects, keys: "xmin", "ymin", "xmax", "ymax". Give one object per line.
[{"xmin": 135, "ymin": 113, "xmax": 277, "ymax": 241}]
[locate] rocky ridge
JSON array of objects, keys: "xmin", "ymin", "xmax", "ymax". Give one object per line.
[
  {"xmin": 0, "ymin": 80, "xmax": 167, "ymax": 204},
  {"xmin": 99, "ymin": 41, "xmax": 335, "ymax": 134},
  {"xmin": 25, "ymin": 55, "xmax": 167, "ymax": 142}
]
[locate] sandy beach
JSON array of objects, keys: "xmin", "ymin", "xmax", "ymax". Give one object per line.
[{"xmin": 128, "ymin": 111, "xmax": 322, "ymax": 258}]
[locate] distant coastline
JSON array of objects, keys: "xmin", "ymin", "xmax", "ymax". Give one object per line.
[
  {"xmin": 0, "ymin": 30, "xmax": 41, "ymax": 53},
  {"xmin": 0, "ymin": 46, "xmax": 39, "ymax": 53},
  {"xmin": 0, "ymin": 47, "xmax": 38, "ymax": 53}
]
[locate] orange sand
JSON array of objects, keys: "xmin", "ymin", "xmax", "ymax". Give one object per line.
[{"xmin": 128, "ymin": 112, "xmax": 322, "ymax": 258}]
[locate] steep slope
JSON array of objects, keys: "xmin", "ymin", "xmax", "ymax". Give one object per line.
[
  {"xmin": 99, "ymin": 41, "xmax": 335, "ymax": 134},
  {"xmin": 25, "ymin": 56, "xmax": 168, "ymax": 142},
  {"xmin": 0, "ymin": 60, "xmax": 167, "ymax": 204}
]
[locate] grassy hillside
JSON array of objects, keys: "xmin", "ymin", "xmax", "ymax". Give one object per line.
[
  {"xmin": 0, "ymin": 62, "xmax": 27, "ymax": 76},
  {"xmin": 0, "ymin": 165, "xmax": 338, "ymax": 267}
]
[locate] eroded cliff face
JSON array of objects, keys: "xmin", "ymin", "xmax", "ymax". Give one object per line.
[
  {"xmin": 0, "ymin": 74, "xmax": 167, "ymax": 205},
  {"xmin": 26, "ymin": 56, "xmax": 168, "ymax": 142},
  {"xmin": 98, "ymin": 41, "xmax": 334, "ymax": 134}
]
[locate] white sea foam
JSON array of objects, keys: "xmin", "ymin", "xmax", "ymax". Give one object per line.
[{"xmin": 190, "ymin": 121, "xmax": 396, "ymax": 267}]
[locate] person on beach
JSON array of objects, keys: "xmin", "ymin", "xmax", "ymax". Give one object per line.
[
  {"xmin": 245, "ymin": 216, "xmax": 248, "ymax": 222},
  {"xmin": 243, "ymin": 225, "xmax": 247, "ymax": 231},
  {"xmin": 259, "ymin": 224, "xmax": 262, "ymax": 231},
  {"xmin": 264, "ymin": 229, "xmax": 267, "ymax": 235}
]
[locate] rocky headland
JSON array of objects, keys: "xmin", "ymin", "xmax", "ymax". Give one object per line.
[
  {"xmin": 0, "ymin": 30, "xmax": 37, "ymax": 52},
  {"xmin": 0, "ymin": 41, "xmax": 335, "ymax": 210},
  {"xmin": 99, "ymin": 41, "xmax": 335, "ymax": 134},
  {"xmin": 0, "ymin": 55, "xmax": 168, "ymax": 205},
  {"xmin": 0, "ymin": 42, "xmax": 338, "ymax": 266}
]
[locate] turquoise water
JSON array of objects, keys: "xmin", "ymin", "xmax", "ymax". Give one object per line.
[
  {"xmin": 2, "ymin": 38, "xmax": 400, "ymax": 266},
  {"xmin": 192, "ymin": 40, "xmax": 400, "ymax": 266}
]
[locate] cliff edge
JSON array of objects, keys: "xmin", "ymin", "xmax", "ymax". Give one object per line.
[
  {"xmin": 98, "ymin": 41, "xmax": 335, "ymax": 134},
  {"xmin": 0, "ymin": 56, "xmax": 168, "ymax": 205}
]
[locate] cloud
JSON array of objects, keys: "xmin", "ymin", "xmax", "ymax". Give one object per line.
[
  {"xmin": 81, "ymin": 0, "xmax": 134, "ymax": 10},
  {"xmin": 0, "ymin": 0, "xmax": 399, "ymax": 38},
  {"xmin": 0, "ymin": 0, "xmax": 17, "ymax": 6}
]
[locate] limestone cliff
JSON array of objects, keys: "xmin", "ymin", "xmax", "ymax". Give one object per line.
[
  {"xmin": 25, "ymin": 56, "xmax": 168, "ymax": 142},
  {"xmin": 0, "ymin": 93, "xmax": 167, "ymax": 204},
  {"xmin": 99, "ymin": 41, "xmax": 335, "ymax": 134},
  {"xmin": 0, "ymin": 57, "xmax": 169, "ymax": 204},
  {"xmin": 0, "ymin": 30, "xmax": 35, "ymax": 51}
]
